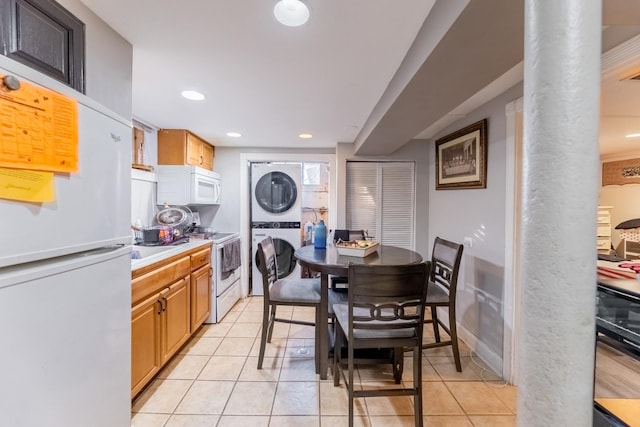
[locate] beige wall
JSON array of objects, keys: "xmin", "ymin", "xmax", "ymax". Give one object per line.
[{"xmin": 599, "ymin": 183, "xmax": 640, "ymax": 249}]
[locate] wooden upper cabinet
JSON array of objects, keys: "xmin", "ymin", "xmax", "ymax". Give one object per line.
[{"xmin": 157, "ymin": 129, "xmax": 215, "ymax": 171}]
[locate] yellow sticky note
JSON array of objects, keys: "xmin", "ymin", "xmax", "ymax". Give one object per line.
[{"xmin": 0, "ymin": 167, "xmax": 55, "ymax": 202}]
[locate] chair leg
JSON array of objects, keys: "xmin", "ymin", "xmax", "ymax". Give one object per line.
[
  {"xmin": 348, "ymin": 343, "xmax": 355, "ymax": 427},
  {"xmin": 431, "ymin": 306, "xmax": 441, "ymax": 342},
  {"xmin": 448, "ymin": 306, "xmax": 462, "ymax": 372},
  {"xmin": 315, "ymin": 306, "xmax": 321, "ymax": 374},
  {"xmin": 333, "ymin": 323, "xmax": 342, "ymax": 386},
  {"xmin": 393, "ymin": 347, "xmax": 403, "ymax": 384},
  {"xmin": 413, "ymin": 345, "xmax": 423, "ymax": 427},
  {"xmin": 257, "ymin": 302, "xmax": 270, "ymax": 369},
  {"xmin": 267, "ymin": 304, "xmax": 277, "ymax": 342}
]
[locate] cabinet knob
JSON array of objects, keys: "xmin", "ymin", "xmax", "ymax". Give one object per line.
[{"xmin": 2, "ymin": 75, "xmax": 21, "ymax": 91}]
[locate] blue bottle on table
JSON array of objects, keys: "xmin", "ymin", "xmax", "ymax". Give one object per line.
[{"xmin": 314, "ymin": 220, "xmax": 327, "ymax": 249}]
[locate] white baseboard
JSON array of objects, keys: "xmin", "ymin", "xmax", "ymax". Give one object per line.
[{"xmin": 457, "ymin": 322, "xmax": 505, "ymax": 380}]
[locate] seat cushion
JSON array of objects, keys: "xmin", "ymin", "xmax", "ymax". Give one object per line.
[
  {"xmin": 270, "ymin": 277, "xmax": 321, "ymax": 304},
  {"xmin": 333, "ymin": 303, "xmax": 416, "ymax": 340},
  {"xmin": 426, "ymin": 281, "xmax": 450, "ymax": 304}
]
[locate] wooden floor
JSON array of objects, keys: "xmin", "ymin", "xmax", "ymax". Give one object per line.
[{"xmin": 595, "ymin": 340, "xmax": 640, "ymax": 399}]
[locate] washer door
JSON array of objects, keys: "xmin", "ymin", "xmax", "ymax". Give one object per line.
[
  {"xmin": 254, "ymin": 237, "xmax": 297, "ymax": 280},
  {"xmin": 254, "ymin": 171, "xmax": 298, "ymax": 214}
]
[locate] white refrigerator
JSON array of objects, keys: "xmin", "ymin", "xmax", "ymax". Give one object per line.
[{"xmin": 0, "ymin": 59, "xmax": 132, "ymax": 427}]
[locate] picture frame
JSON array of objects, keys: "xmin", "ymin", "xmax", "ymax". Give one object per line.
[
  {"xmin": 601, "ymin": 158, "xmax": 640, "ymax": 186},
  {"xmin": 435, "ymin": 119, "xmax": 488, "ymax": 190}
]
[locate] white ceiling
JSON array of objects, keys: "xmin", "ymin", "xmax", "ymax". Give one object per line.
[
  {"xmin": 80, "ymin": 0, "xmax": 435, "ymax": 150},
  {"xmin": 80, "ymin": 0, "xmax": 640, "ymax": 157}
]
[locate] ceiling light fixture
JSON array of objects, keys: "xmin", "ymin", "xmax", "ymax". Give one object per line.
[
  {"xmin": 226, "ymin": 132, "xmax": 242, "ymax": 138},
  {"xmin": 274, "ymin": 0, "xmax": 310, "ymax": 27},
  {"xmin": 625, "ymin": 133, "xmax": 640, "ymax": 138},
  {"xmin": 298, "ymin": 133, "xmax": 313, "ymax": 139},
  {"xmin": 181, "ymin": 90, "xmax": 205, "ymax": 101}
]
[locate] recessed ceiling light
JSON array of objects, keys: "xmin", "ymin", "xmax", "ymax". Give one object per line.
[
  {"xmin": 226, "ymin": 132, "xmax": 242, "ymax": 138},
  {"xmin": 274, "ymin": 0, "xmax": 310, "ymax": 27},
  {"xmin": 298, "ymin": 133, "xmax": 313, "ymax": 139},
  {"xmin": 181, "ymin": 90, "xmax": 205, "ymax": 101},
  {"xmin": 626, "ymin": 133, "xmax": 640, "ymax": 138}
]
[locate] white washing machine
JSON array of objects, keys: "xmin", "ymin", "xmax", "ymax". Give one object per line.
[
  {"xmin": 251, "ymin": 223, "xmax": 302, "ymax": 296},
  {"xmin": 251, "ymin": 163, "xmax": 302, "ymax": 223}
]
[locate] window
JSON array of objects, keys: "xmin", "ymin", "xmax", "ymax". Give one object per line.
[{"xmin": 346, "ymin": 161, "xmax": 415, "ymax": 250}]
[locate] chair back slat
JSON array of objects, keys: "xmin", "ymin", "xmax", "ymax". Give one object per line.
[
  {"xmin": 257, "ymin": 236, "xmax": 278, "ymax": 294},
  {"xmin": 333, "ymin": 229, "xmax": 366, "ymax": 242},
  {"xmin": 430, "ymin": 237, "xmax": 464, "ymax": 299},
  {"xmin": 347, "ymin": 263, "xmax": 430, "ymax": 334}
]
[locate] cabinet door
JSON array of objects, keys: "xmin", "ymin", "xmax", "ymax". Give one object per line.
[
  {"xmin": 160, "ymin": 277, "xmax": 190, "ymax": 364},
  {"xmin": 191, "ymin": 264, "xmax": 211, "ymax": 332},
  {"xmin": 201, "ymin": 143, "xmax": 214, "ymax": 170},
  {"xmin": 186, "ymin": 133, "xmax": 203, "ymax": 167},
  {"xmin": 131, "ymin": 293, "xmax": 162, "ymax": 397}
]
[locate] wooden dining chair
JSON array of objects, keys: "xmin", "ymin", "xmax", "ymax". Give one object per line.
[
  {"xmin": 255, "ymin": 236, "xmax": 321, "ymax": 370},
  {"xmin": 422, "ymin": 237, "xmax": 464, "ymax": 372},
  {"xmin": 330, "ymin": 229, "xmax": 366, "ymax": 291},
  {"xmin": 256, "ymin": 236, "xmax": 346, "ymax": 371},
  {"xmin": 333, "ymin": 262, "xmax": 431, "ymax": 427}
]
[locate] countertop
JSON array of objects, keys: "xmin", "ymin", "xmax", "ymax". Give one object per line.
[
  {"xmin": 595, "ymin": 398, "xmax": 640, "ymax": 427},
  {"xmin": 131, "ymin": 239, "xmax": 212, "ymax": 271},
  {"xmin": 597, "ymin": 260, "xmax": 640, "ymax": 297}
]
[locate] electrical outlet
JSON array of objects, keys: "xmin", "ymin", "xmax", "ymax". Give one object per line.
[{"xmin": 463, "ymin": 237, "xmax": 473, "ymax": 248}]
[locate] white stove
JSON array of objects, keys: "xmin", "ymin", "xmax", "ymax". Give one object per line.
[{"xmin": 205, "ymin": 232, "xmax": 241, "ymax": 323}]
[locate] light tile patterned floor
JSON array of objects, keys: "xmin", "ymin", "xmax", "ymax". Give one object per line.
[{"xmin": 131, "ymin": 296, "xmax": 517, "ymax": 427}]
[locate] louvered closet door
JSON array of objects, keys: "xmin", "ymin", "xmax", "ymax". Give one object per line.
[
  {"xmin": 346, "ymin": 161, "xmax": 415, "ymax": 250},
  {"xmin": 380, "ymin": 163, "xmax": 415, "ymax": 249}
]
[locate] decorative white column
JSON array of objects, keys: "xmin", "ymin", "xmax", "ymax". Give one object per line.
[{"xmin": 519, "ymin": 1, "xmax": 601, "ymax": 425}]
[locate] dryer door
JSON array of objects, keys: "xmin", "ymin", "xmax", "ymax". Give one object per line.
[
  {"xmin": 254, "ymin": 237, "xmax": 297, "ymax": 280},
  {"xmin": 254, "ymin": 171, "xmax": 298, "ymax": 214}
]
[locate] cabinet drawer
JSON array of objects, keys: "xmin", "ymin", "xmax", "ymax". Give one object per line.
[
  {"xmin": 597, "ymin": 216, "xmax": 611, "ymax": 224},
  {"xmin": 597, "ymin": 226, "xmax": 612, "ymax": 237},
  {"xmin": 597, "ymin": 238, "xmax": 611, "ymax": 249},
  {"xmin": 191, "ymin": 248, "xmax": 211, "ymax": 270},
  {"xmin": 132, "ymin": 257, "xmax": 191, "ymax": 305}
]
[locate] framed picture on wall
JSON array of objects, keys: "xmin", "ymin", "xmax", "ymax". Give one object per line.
[{"xmin": 435, "ymin": 119, "xmax": 488, "ymax": 190}]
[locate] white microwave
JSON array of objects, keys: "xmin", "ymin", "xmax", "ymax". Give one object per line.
[{"xmin": 156, "ymin": 165, "xmax": 221, "ymax": 206}]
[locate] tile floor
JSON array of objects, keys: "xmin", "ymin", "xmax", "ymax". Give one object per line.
[{"xmin": 131, "ymin": 296, "xmax": 517, "ymax": 426}]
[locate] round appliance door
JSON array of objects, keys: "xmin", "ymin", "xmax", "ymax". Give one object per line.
[
  {"xmin": 254, "ymin": 237, "xmax": 297, "ymax": 279},
  {"xmin": 254, "ymin": 171, "xmax": 298, "ymax": 214}
]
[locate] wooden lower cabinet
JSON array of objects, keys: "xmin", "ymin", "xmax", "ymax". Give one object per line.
[
  {"xmin": 190, "ymin": 264, "xmax": 211, "ymax": 332},
  {"xmin": 131, "ymin": 293, "xmax": 162, "ymax": 397},
  {"xmin": 131, "ymin": 243, "xmax": 213, "ymax": 398},
  {"xmin": 160, "ymin": 277, "xmax": 191, "ymax": 364}
]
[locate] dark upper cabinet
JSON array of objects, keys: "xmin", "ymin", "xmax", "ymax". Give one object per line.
[{"xmin": 0, "ymin": 0, "xmax": 85, "ymax": 92}]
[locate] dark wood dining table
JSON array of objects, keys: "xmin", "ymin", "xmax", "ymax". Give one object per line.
[{"xmin": 294, "ymin": 243, "xmax": 423, "ymax": 379}]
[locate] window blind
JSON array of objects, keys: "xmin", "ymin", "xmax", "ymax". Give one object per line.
[{"xmin": 346, "ymin": 161, "xmax": 415, "ymax": 250}]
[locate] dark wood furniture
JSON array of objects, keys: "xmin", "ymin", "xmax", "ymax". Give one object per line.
[
  {"xmin": 294, "ymin": 244, "xmax": 423, "ymax": 379},
  {"xmin": 595, "ymin": 262, "xmax": 640, "ymax": 425},
  {"xmin": 330, "ymin": 229, "xmax": 366, "ymax": 290},
  {"xmin": 0, "ymin": 0, "xmax": 85, "ymax": 92},
  {"xmin": 255, "ymin": 236, "xmax": 322, "ymax": 370},
  {"xmin": 596, "ymin": 263, "xmax": 640, "ymax": 356},
  {"xmin": 333, "ymin": 262, "xmax": 431, "ymax": 427},
  {"xmin": 423, "ymin": 237, "xmax": 465, "ymax": 371}
]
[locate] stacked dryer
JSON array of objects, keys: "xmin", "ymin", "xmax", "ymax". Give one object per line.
[{"xmin": 251, "ymin": 163, "xmax": 302, "ymax": 295}]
